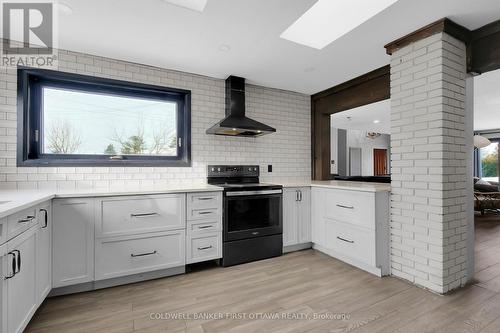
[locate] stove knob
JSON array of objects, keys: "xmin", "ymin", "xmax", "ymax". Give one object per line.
[
  {"xmin": 217, "ymin": 167, "xmax": 221, "ymax": 172},
  {"xmin": 210, "ymin": 167, "xmax": 215, "ymax": 172},
  {"xmin": 248, "ymin": 167, "xmax": 252, "ymax": 172},
  {"xmin": 253, "ymin": 167, "xmax": 257, "ymax": 171}
]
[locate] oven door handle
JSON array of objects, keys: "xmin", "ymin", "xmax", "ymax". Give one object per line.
[{"xmin": 225, "ymin": 189, "xmax": 282, "ymax": 196}]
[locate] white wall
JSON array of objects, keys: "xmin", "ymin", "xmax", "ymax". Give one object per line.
[
  {"xmin": 330, "ymin": 127, "xmax": 338, "ymax": 174},
  {"xmin": 0, "ymin": 48, "xmax": 311, "ymax": 190}
]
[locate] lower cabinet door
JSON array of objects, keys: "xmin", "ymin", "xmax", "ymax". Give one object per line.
[
  {"xmin": 311, "ymin": 188, "xmax": 326, "ymax": 247},
  {"xmin": 52, "ymin": 198, "xmax": 94, "ymax": 288},
  {"xmin": 95, "ymin": 230, "xmax": 185, "ymax": 281},
  {"xmin": 0, "ymin": 243, "xmax": 7, "ymax": 333},
  {"xmin": 186, "ymin": 233, "xmax": 222, "ymax": 264},
  {"xmin": 36, "ymin": 203, "xmax": 52, "ymax": 303},
  {"xmin": 298, "ymin": 188, "xmax": 311, "ymax": 244},
  {"xmin": 7, "ymin": 227, "xmax": 38, "ymax": 333},
  {"xmin": 283, "ymin": 189, "xmax": 298, "ymax": 247}
]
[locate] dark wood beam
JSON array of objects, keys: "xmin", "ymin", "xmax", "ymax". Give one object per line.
[
  {"xmin": 311, "ymin": 66, "xmax": 390, "ymax": 180},
  {"xmin": 470, "ymin": 20, "xmax": 500, "ymax": 74},
  {"xmin": 384, "ymin": 18, "xmax": 471, "ymax": 56}
]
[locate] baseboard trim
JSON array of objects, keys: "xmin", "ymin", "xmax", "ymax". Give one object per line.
[
  {"xmin": 49, "ymin": 266, "xmax": 186, "ymax": 297},
  {"xmin": 284, "ymin": 242, "xmax": 312, "ymax": 253}
]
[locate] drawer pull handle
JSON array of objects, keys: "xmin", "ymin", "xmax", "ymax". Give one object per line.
[
  {"xmin": 130, "ymin": 212, "xmax": 159, "ymax": 218},
  {"xmin": 18, "ymin": 215, "xmax": 35, "ymax": 223},
  {"xmin": 197, "ymin": 197, "xmax": 214, "ymax": 201},
  {"xmin": 131, "ymin": 250, "xmax": 157, "ymax": 258},
  {"xmin": 40, "ymin": 208, "xmax": 48, "ymax": 228},
  {"xmin": 336, "ymin": 204, "xmax": 354, "ymax": 209},
  {"xmin": 198, "ymin": 225, "xmax": 213, "ymax": 229},
  {"xmin": 4, "ymin": 252, "xmax": 16, "ymax": 280},
  {"xmin": 198, "ymin": 211, "xmax": 212, "ymax": 215},
  {"xmin": 197, "ymin": 246, "xmax": 213, "ymax": 250},
  {"xmin": 337, "ymin": 236, "xmax": 354, "ymax": 244}
]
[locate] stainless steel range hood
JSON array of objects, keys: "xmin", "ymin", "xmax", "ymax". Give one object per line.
[{"xmin": 206, "ymin": 76, "xmax": 276, "ymax": 137}]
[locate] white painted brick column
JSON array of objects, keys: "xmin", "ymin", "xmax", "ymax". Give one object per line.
[{"xmin": 390, "ymin": 32, "xmax": 468, "ymax": 294}]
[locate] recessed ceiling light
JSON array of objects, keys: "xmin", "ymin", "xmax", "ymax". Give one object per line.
[
  {"xmin": 58, "ymin": 2, "xmax": 73, "ymax": 15},
  {"xmin": 280, "ymin": 0, "xmax": 398, "ymax": 49},
  {"xmin": 162, "ymin": 0, "xmax": 208, "ymax": 12},
  {"xmin": 218, "ymin": 44, "xmax": 231, "ymax": 52},
  {"xmin": 373, "ymin": 120, "xmax": 381, "ymax": 124}
]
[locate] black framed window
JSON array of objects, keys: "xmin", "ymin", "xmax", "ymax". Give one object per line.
[
  {"xmin": 17, "ymin": 68, "xmax": 191, "ymax": 167},
  {"xmin": 475, "ymin": 137, "xmax": 499, "ymax": 182}
]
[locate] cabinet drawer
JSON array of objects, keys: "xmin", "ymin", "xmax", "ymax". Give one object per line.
[
  {"xmin": 0, "ymin": 218, "xmax": 6, "ymax": 245},
  {"xmin": 187, "ymin": 207, "xmax": 220, "ymax": 221},
  {"xmin": 187, "ymin": 192, "xmax": 222, "ymax": 210},
  {"xmin": 187, "ymin": 220, "xmax": 221, "ymax": 235},
  {"xmin": 95, "ymin": 230, "xmax": 185, "ymax": 280},
  {"xmin": 186, "ymin": 233, "xmax": 222, "ymax": 264},
  {"xmin": 98, "ymin": 194, "xmax": 186, "ymax": 237},
  {"xmin": 326, "ymin": 219, "xmax": 376, "ymax": 266},
  {"xmin": 7, "ymin": 207, "xmax": 37, "ymax": 241},
  {"xmin": 324, "ymin": 190, "xmax": 375, "ymax": 229}
]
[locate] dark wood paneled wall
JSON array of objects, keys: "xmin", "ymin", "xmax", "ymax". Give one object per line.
[{"xmin": 311, "ymin": 66, "xmax": 390, "ymax": 180}]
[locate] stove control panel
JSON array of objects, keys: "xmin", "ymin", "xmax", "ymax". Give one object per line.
[{"xmin": 207, "ymin": 165, "xmax": 259, "ymax": 177}]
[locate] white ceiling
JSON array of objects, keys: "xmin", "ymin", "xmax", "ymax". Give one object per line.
[
  {"xmin": 330, "ymin": 100, "xmax": 391, "ymax": 134},
  {"xmin": 49, "ymin": 0, "xmax": 500, "ymax": 94},
  {"xmin": 475, "ymin": 70, "xmax": 500, "ymax": 131}
]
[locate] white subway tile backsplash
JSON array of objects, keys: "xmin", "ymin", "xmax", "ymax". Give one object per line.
[{"xmin": 0, "ymin": 47, "xmax": 311, "ymax": 190}]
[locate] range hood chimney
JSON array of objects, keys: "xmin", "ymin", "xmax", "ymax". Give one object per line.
[{"xmin": 206, "ymin": 76, "xmax": 276, "ymax": 137}]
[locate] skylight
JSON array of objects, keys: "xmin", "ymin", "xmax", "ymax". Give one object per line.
[
  {"xmin": 162, "ymin": 0, "xmax": 208, "ymax": 12},
  {"xmin": 280, "ymin": 0, "xmax": 398, "ymax": 49}
]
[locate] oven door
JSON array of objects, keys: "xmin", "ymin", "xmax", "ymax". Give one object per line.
[{"xmin": 224, "ymin": 189, "xmax": 282, "ymax": 242}]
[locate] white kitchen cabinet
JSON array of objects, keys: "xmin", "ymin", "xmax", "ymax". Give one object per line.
[
  {"xmin": 283, "ymin": 189, "xmax": 298, "ymax": 247},
  {"xmin": 311, "ymin": 187, "xmax": 325, "ymax": 247},
  {"xmin": 95, "ymin": 194, "xmax": 185, "ymax": 238},
  {"xmin": 95, "ymin": 230, "xmax": 185, "ymax": 281},
  {"xmin": 283, "ymin": 187, "xmax": 311, "ymax": 251},
  {"xmin": 53, "ymin": 198, "xmax": 95, "ymax": 288},
  {"xmin": 0, "ymin": 242, "xmax": 7, "ymax": 333},
  {"xmin": 185, "ymin": 192, "xmax": 222, "ymax": 264},
  {"xmin": 6, "ymin": 226, "xmax": 38, "ymax": 333},
  {"xmin": 0, "ymin": 217, "xmax": 7, "ymax": 245},
  {"xmin": 311, "ymin": 186, "xmax": 390, "ymax": 276},
  {"xmin": 186, "ymin": 232, "xmax": 222, "ymax": 264},
  {"xmin": 36, "ymin": 202, "xmax": 52, "ymax": 303},
  {"xmin": 298, "ymin": 188, "xmax": 311, "ymax": 243},
  {"xmin": 7, "ymin": 207, "xmax": 37, "ymax": 241}
]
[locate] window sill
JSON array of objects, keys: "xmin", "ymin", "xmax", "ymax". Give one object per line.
[{"xmin": 17, "ymin": 158, "xmax": 192, "ymax": 167}]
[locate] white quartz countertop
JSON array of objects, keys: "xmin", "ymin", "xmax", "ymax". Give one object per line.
[
  {"xmin": 279, "ymin": 180, "xmax": 391, "ymax": 192},
  {"xmin": 0, "ymin": 184, "xmax": 223, "ymax": 219},
  {"xmin": 0, "ymin": 191, "xmax": 56, "ymax": 219},
  {"xmin": 0, "ymin": 181, "xmax": 390, "ymax": 219}
]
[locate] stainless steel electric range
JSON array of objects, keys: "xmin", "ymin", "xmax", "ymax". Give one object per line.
[{"xmin": 207, "ymin": 165, "xmax": 283, "ymax": 266}]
